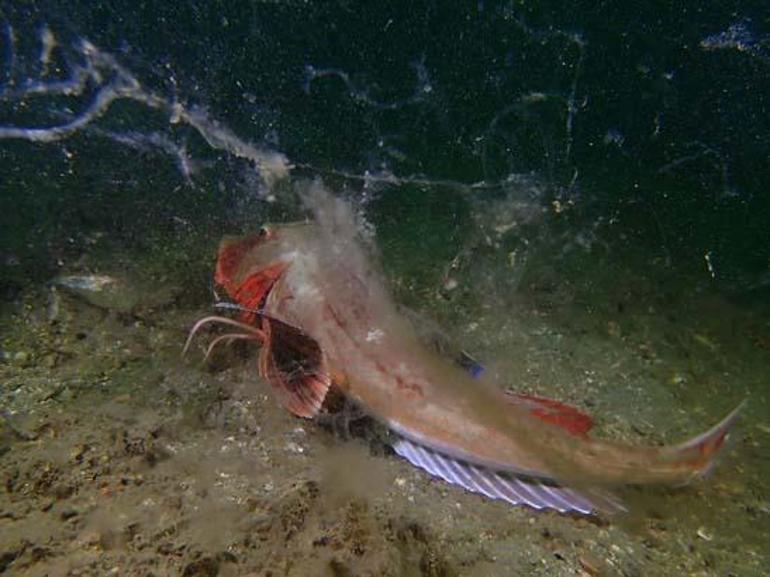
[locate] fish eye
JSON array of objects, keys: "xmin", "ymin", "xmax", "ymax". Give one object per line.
[{"xmin": 258, "ymin": 226, "xmax": 270, "ymax": 237}]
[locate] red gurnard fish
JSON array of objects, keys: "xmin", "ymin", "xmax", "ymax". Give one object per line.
[{"xmin": 186, "ymin": 187, "xmax": 742, "ymax": 515}]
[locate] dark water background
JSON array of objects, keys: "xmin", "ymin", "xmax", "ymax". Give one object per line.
[{"xmin": 1, "ymin": 1, "xmax": 769, "ymax": 301}]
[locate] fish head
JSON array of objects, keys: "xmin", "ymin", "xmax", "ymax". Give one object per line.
[{"xmin": 215, "ymin": 222, "xmax": 316, "ymax": 304}]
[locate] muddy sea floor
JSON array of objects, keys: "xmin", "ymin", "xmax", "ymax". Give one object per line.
[{"xmin": 1, "ymin": 237, "xmax": 768, "ymax": 577}]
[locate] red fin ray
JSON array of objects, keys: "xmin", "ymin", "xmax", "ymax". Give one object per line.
[
  {"xmin": 258, "ymin": 316, "xmax": 331, "ymax": 419},
  {"xmin": 505, "ymin": 392, "xmax": 593, "ymax": 436}
]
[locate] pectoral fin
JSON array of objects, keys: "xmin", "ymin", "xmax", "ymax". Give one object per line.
[
  {"xmin": 258, "ymin": 317, "xmax": 332, "ymax": 419},
  {"xmin": 392, "ymin": 437, "xmax": 623, "ymax": 515}
]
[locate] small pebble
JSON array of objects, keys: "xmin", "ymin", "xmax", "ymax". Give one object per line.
[{"xmin": 285, "ymin": 441, "xmax": 304, "ymax": 454}]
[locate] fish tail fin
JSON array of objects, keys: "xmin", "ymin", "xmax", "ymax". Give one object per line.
[{"xmin": 666, "ymin": 401, "xmax": 745, "ymax": 483}]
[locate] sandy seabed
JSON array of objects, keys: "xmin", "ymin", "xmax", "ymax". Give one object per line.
[{"xmin": 1, "ymin": 244, "xmax": 768, "ymax": 577}]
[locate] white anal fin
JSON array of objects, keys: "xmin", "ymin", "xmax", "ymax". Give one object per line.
[{"xmin": 392, "ymin": 437, "xmax": 622, "ymax": 516}]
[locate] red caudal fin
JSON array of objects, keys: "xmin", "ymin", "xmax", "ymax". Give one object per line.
[
  {"xmin": 665, "ymin": 401, "xmax": 744, "ymax": 483},
  {"xmin": 505, "ymin": 392, "xmax": 594, "ymax": 436}
]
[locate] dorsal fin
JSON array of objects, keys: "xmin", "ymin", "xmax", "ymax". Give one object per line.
[{"xmin": 505, "ymin": 392, "xmax": 593, "ymax": 436}]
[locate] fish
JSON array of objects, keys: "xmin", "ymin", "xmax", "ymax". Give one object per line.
[
  {"xmin": 53, "ymin": 274, "xmax": 117, "ymax": 292},
  {"xmin": 185, "ymin": 185, "xmax": 742, "ymax": 515}
]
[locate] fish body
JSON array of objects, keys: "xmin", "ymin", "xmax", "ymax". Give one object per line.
[{"xmin": 202, "ymin": 187, "xmax": 741, "ymax": 514}]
